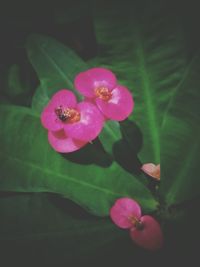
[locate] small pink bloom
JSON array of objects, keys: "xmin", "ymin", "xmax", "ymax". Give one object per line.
[
  {"xmin": 74, "ymin": 68, "xmax": 134, "ymax": 121},
  {"xmin": 41, "ymin": 89, "xmax": 104, "ymax": 143},
  {"xmin": 141, "ymin": 163, "xmax": 160, "ymax": 180},
  {"xmin": 110, "ymin": 197, "xmax": 163, "ymax": 251},
  {"xmin": 110, "ymin": 198, "xmax": 141, "ymax": 229},
  {"xmin": 130, "ymin": 215, "xmax": 163, "ymax": 251}
]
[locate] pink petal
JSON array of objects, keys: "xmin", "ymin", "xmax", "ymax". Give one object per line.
[
  {"xmin": 48, "ymin": 130, "xmax": 87, "ymax": 153},
  {"xmin": 141, "ymin": 163, "xmax": 156, "ymax": 173},
  {"xmin": 141, "ymin": 163, "xmax": 160, "ymax": 180},
  {"xmin": 51, "ymin": 89, "xmax": 77, "ymax": 108},
  {"xmin": 41, "ymin": 105, "xmax": 63, "ymax": 131},
  {"xmin": 41, "ymin": 89, "xmax": 78, "ymax": 131},
  {"xmin": 110, "ymin": 198, "xmax": 141, "ymax": 229},
  {"xmin": 95, "ymin": 85, "xmax": 134, "ymax": 121},
  {"xmin": 63, "ymin": 102, "xmax": 104, "ymax": 142},
  {"xmin": 74, "ymin": 68, "xmax": 117, "ymax": 98},
  {"xmin": 130, "ymin": 215, "xmax": 163, "ymax": 251},
  {"xmin": 74, "ymin": 71, "xmax": 95, "ymax": 98}
]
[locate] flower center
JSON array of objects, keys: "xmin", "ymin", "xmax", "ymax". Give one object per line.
[
  {"xmin": 152, "ymin": 167, "xmax": 160, "ymax": 180},
  {"xmin": 95, "ymin": 86, "xmax": 112, "ymax": 101},
  {"xmin": 55, "ymin": 106, "xmax": 80, "ymax": 123},
  {"xmin": 128, "ymin": 215, "xmax": 144, "ymax": 230}
]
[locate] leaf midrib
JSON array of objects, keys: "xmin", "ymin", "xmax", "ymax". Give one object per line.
[
  {"xmin": 0, "ymin": 107, "xmax": 151, "ymax": 201},
  {"xmin": 136, "ymin": 36, "xmax": 160, "ymax": 163},
  {"xmin": 161, "ymin": 55, "xmax": 198, "ymax": 128},
  {"xmin": 166, "ymin": 131, "xmax": 200, "ymax": 204},
  {"xmin": 0, "ymin": 152, "xmax": 131, "ymax": 198},
  {"xmin": 36, "ymin": 43, "xmax": 74, "ymax": 89}
]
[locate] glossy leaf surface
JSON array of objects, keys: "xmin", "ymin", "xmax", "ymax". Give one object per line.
[
  {"xmin": 159, "ymin": 56, "xmax": 200, "ymax": 205},
  {"xmin": 0, "ymin": 105, "xmax": 157, "ymax": 216}
]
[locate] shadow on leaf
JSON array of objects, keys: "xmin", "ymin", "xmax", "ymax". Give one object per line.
[
  {"xmin": 111, "ymin": 120, "xmax": 143, "ymax": 175},
  {"xmin": 120, "ymin": 120, "xmax": 143, "ymax": 154},
  {"xmin": 48, "ymin": 193, "xmax": 100, "ymax": 221},
  {"xmin": 61, "ymin": 138, "xmax": 112, "ymax": 167},
  {"xmin": 113, "ymin": 140, "xmax": 141, "ymax": 175}
]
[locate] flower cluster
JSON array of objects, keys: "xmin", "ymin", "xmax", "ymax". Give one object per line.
[
  {"xmin": 41, "ymin": 67, "xmax": 164, "ymax": 251},
  {"xmin": 41, "ymin": 68, "xmax": 134, "ymax": 152},
  {"xmin": 110, "ymin": 198, "xmax": 163, "ymax": 251}
]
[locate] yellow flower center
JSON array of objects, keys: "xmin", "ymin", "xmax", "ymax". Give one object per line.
[
  {"xmin": 55, "ymin": 106, "xmax": 80, "ymax": 123},
  {"xmin": 128, "ymin": 215, "xmax": 144, "ymax": 230},
  {"xmin": 95, "ymin": 86, "xmax": 112, "ymax": 101},
  {"xmin": 151, "ymin": 166, "xmax": 160, "ymax": 180}
]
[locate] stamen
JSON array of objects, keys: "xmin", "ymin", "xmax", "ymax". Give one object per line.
[
  {"xmin": 152, "ymin": 167, "xmax": 160, "ymax": 180},
  {"xmin": 55, "ymin": 106, "xmax": 80, "ymax": 123},
  {"xmin": 95, "ymin": 86, "xmax": 112, "ymax": 101},
  {"xmin": 128, "ymin": 215, "xmax": 144, "ymax": 230}
]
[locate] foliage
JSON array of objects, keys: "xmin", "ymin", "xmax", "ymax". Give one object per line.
[{"xmin": 0, "ymin": 0, "xmax": 200, "ymax": 264}]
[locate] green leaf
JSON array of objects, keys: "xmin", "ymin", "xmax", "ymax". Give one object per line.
[
  {"xmin": 31, "ymin": 85, "xmax": 50, "ymax": 113},
  {"xmin": 26, "ymin": 34, "xmax": 88, "ymax": 100},
  {"xmin": 0, "ymin": 192, "xmax": 123, "ymax": 265},
  {"xmin": 0, "ymin": 105, "xmax": 157, "ymax": 216},
  {"xmin": 92, "ymin": 5, "xmax": 186, "ymax": 163},
  {"xmin": 26, "ymin": 33, "xmax": 141, "ymax": 176},
  {"xmin": 159, "ymin": 55, "xmax": 200, "ymax": 205}
]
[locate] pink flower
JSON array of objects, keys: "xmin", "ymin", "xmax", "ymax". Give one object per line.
[
  {"xmin": 74, "ymin": 68, "xmax": 134, "ymax": 121},
  {"xmin": 141, "ymin": 163, "xmax": 160, "ymax": 180},
  {"xmin": 41, "ymin": 89, "xmax": 104, "ymax": 153},
  {"xmin": 110, "ymin": 198, "xmax": 141, "ymax": 229},
  {"xmin": 110, "ymin": 198, "xmax": 163, "ymax": 251},
  {"xmin": 130, "ymin": 215, "xmax": 163, "ymax": 251}
]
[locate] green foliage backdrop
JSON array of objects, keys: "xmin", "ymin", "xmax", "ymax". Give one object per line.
[{"xmin": 0, "ymin": 0, "xmax": 199, "ymax": 265}]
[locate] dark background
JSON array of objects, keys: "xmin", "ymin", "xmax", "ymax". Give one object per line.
[{"xmin": 1, "ymin": 0, "xmax": 200, "ymax": 100}]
